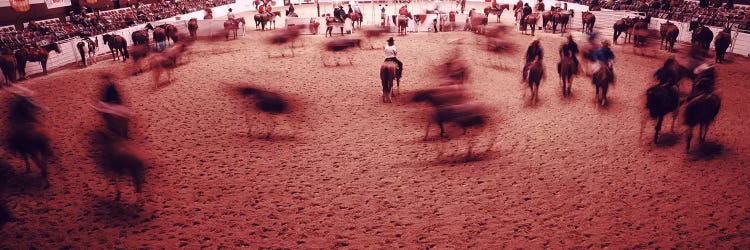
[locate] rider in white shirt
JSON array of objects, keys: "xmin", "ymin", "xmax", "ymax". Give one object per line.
[
  {"xmin": 227, "ymin": 8, "xmax": 235, "ymax": 20},
  {"xmin": 384, "ymin": 37, "xmax": 403, "ymax": 78}
]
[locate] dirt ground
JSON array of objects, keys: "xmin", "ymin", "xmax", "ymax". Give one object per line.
[{"xmin": 1, "ymin": 3, "xmax": 749, "ymax": 249}]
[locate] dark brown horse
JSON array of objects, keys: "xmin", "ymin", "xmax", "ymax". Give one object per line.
[
  {"xmin": 633, "ymin": 20, "xmax": 650, "ymax": 48},
  {"xmin": 484, "ymin": 4, "xmax": 509, "ymax": 23},
  {"xmin": 380, "ymin": 61, "xmax": 399, "ymax": 103},
  {"xmin": 348, "ymin": 12, "xmax": 363, "ymax": 30},
  {"xmin": 234, "ymin": 85, "xmax": 296, "ymax": 139},
  {"xmin": 689, "ymin": 21, "xmax": 713, "ymax": 54},
  {"xmin": 0, "ymin": 51, "xmax": 17, "ymax": 85},
  {"xmin": 522, "ymin": 13, "xmax": 539, "ymax": 36},
  {"xmin": 526, "ymin": 58, "xmax": 544, "ymax": 103},
  {"xmin": 158, "ymin": 23, "xmax": 179, "ymax": 45},
  {"xmin": 89, "ymin": 130, "xmax": 145, "ymax": 202},
  {"xmin": 558, "ymin": 56, "xmax": 576, "ymax": 96},
  {"xmin": 659, "ymin": 22, "xmax": 679, "ymax": 52},
  {"xmin": 644, "ymin": 83, "xmax": 680, "ymax": 143},
  {"xmin": 129, "ymin": 44, "xmax": 151, "ymax": 75},
  {"xmin": 131, "ymin": 23, "xmax": 153, "ymax": 45},
  {"xmin": 267, "ymin": 26, "xmax": 302, "ymax": 57},
  {"xmin": 683, "ymin": 86, "xmax": 720, "ymax": 151},
  {"xmin": 592, "ymin": 62, "xmax": 614, "ymax": 106},
  {"xmin": 3, "ymin": 91, "xmax": 53, "ymax": 187},
  {"xmin": 15, "ymin": 42, "xmax": 61, "ymax": 79},
  {"xmin": 152, "ymin": 26, "xmax": 167, "ymax": 51},
  {"xmin": 254, "ymin": 12, "xmax": 276, "ymax": 31},
  {"xmin": 581, "ymin": 12, "xmax": 596, "ymax": 34},
  {"xmin": 102, "ymin": 34, "xmax": 129, "ymax": 61},
  {"xmin": 188, "ymin": 18, "xmax": 199, "ymax": 40},
  {"xmin": 553, "ymin": 10, "xmax": 573, "ymax": 33},
  {"xmin": 542, "ymin": 11, "xmax": 555, "ymax": 31},
  {"xmin": 613, "ymin": 17, "xmax": 633, "ymax": 44},
  {"xmin": 714, "ymin": 28, "xmax": 731, "ymax": 63},
  {"xmin": 224, "ymin": 19, "xmax": 240, "ymax": 40},
  {"xmin": 397, "ymin": 15, "xmax": 410, "ymax": 35}
]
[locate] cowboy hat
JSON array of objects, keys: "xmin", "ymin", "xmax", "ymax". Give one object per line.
[
  {"xmin": 693, "ymin": 62, "xmax": 714, "ymax": 75},
  {"xmin": 386, "ymin": 37, "xmax": 394, "ymax": 43}
]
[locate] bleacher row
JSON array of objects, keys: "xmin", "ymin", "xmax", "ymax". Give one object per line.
[{"xmin": 0, "ymin": 0, "xmax": 235, "ymax": 51}]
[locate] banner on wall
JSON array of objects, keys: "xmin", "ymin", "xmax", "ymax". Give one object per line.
[{"xmin": 45, "ymin": 0, "xmax": 71, "ymax": 8}]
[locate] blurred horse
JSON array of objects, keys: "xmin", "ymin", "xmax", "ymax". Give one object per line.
[
  {"xmin": 380, "ymin": 60, "xmax": 399, "ymax": 103},
  {"xmin": 322, "ymin": 39, "xmax": 360, "ymax": 66},
  {"xmin": 542, "ymin": 11, "xmax": 554, "ymax": 31},
  {"xmin": 188, "ymin": 18, "xmax": 199, "ymax": 40},
  {"xmin": 76, "ymin": 36, "xmax": 98, "ymax": 66},
  {"xmin": 0, "ymin": 51, "xmax": 17, "ymax": 85},
  {"xmin": 158, "ymin": 23, "xmax": 179, "ymax": 45},
  {"xmin": 397, "ymin": 15, "xmax": 410, "ymax": 35},
  {"xmin": 152, "ymin": 26, "xmax": 167, "ymax": 51},
  {"xmin": 522, "ymin": 13, "xmax": 539, "ymax": 35},
  {"xmin": 15, "ymin": 42, "xmax": 61, "ymax": 79},
  {"xmin": 3, "ymin": 87, "xmax": 53, "ymax": 187},
  {"xmin": 325, "ymin": 15, "xmax": 345, "ymax": 37},
  {"xmin": 233, "ymin": 86, "xmax": 295, "ymax": 139},
  {"xmin": 147, "ymin": 43, "xmax": 187, "ymax": 87},
  {"xmin": 267, "ymin": 26, "xmax": 302, "ymax": 57},
  {"xmin": 93, "ymin": 75, "xmax": 132, "ymax": 139},
  {"xmin": 526, "ymin": 58, "xmax": 544, "ymax": 103},
  {"xmin": 643, "ymin": 83, "xmax": 680, "ymax": 143},
  {"xmin": 102, "ymin": 34, "xmax": 129, "ymax": 61},
  {"xmin": 90, "ymin": 130, "xmax": 145, "ymax": 202},
  {"xmin": 683, "ymin": 88, "xmax": 720, "ymax": 151},
  {"xmin": 592, "ymin": 62, "xmax": 614, "ymax": 106},
  {"xmin": 659, "ymin": 22, "xmax": 679, "ymax": 52},
  {"xmin": 362, "ymin": 26, "xmax": 388, "ymax": 49},
  {"xmin": 581, "ymin": 12, "xmax": 596, "ymax": 34},
  {"xmin": 468, "ymin": 9, "xmax": 488, "ymax": 34},
  {"xmin": 558, "ymin": 56, "xmax": 575, "ymax": 96},
  {"xmin": 131, "ymin": 23, "xmax": 152, "ymax": 45},
  {"xmin": 714, "ymin": 28, "xmax": 731, "ymax": 63}
]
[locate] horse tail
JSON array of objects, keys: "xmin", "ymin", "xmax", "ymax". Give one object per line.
[
  {"xmin": 122, "ymin": 44, "xmax": 130, "ymax": 59},
  {"xmin": 77, "ymin": 42, "xmax": 86, "ymax": 65}
]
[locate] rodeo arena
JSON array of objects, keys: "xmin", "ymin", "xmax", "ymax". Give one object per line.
[{"xmin": 1, "ymin": 0, "xmax": 750, "ymax": 247}]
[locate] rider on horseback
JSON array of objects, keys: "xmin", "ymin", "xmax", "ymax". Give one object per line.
[
  {"xmin": 559, "ymin": 35, "xmax": 580, "ymax": 74},
  {"xmin": 491, "ymin": 0, "xmax": 503, "ymax": 12},
  {"xmin": 399, "ymin": 5, "xmax": 413, "ymax": 19},
  {"xmin": 592, "ymin": 40, "xmax": 615, "ymax": 75},
  {"xmin": 691, "ymin": 63, "xmax": 716, "ymax": 95},
  {"xmin": 227, "ymin": 8, "xmax": 236, "ymax": 20},
  {"xmin": 523, "ymin": 38, "xmax": 543, "ymax": 82},
  {"xmin": 384, "ymin": 37, "xmax": 403, "ymax": 79}
]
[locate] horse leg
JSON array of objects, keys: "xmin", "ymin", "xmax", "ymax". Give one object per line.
[
  {"xmin": 423, "ymin": 120, "xmax": 431, "ymax": 140},
  {"xmin": 671, "ymin": 108, "xmax": 678, "ymax": 132},
  {"xmin": 265, "ymin": 114, "xmax": 277, "ymax": 139},
  {"xmin": 23, "ymin": 154, "xmax": 31, "ymax": 173},
  {"xmin": 601, "ymin": 85, "xmax": 608, "ymax": 106},
  {"xmin": 700, "ymin": 123, "xmax": 709, "ymax": 144},
  {"xmin": 31, "ymin": 154, "xmax": 49, "ymax": 188},
  {"xmin": 41, "ymin": 60, "xmax": 48, "ymax": 74},
  {"xmin": 685, "ymin": 125, "xmax": 695, "ymax": 151},
  {"xmin": 567, "ymin": 76, "xmax": 573, "ymax": 95},
  {"xmin": 113, "ymin": 178, "xmax": 122, "ymax": 201},
  {"xmin": 654, "ymin": 116, "xmax": 664, "ymax": 144},
  {"xmin": 439, "ymin": 122, "xmax": 446, "ymax": 137}
]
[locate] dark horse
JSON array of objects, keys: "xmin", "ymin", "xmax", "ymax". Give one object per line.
[
  {"xmin": 714, "ymin": 28, "xmax": 731, "ymax": 63},
  {"xmin": 254, "ymin": 12, "xmax": 277, "ymax": 31},
  {"xmin": 90, "ymin": 130, "xmax": 145, "ymax": 202},
  {"xmin": 522, "ymin": 13, "xmax": 539, "ymax": 36},
  {"xmin": 0, "ymin": 51, "xmax": 17, "ymax": 85},
  {"xmin": 689, "ymin": 21, "xmax": 713, "ymax": 55},
  {"xmin": 581, "ymin": 12, "xmax": 596, "ymax": 34},
  {"xmin": 158, "ymin": 23, "xmax": 179, "ymax": 45},
  {"xmin": 14, "ymin": 42, "xmax": 61, "ymax": 79},
  {"xmin": 4, "ymin": 91, "xmax": 53, "ymax": 187},
  {"xmin": 527, "ymin": 59, "xmax": 544, "ymax": 103},
  {"xmin": 558, "ymin": 56, "xmax": 576, "ymax": 97},
  {"xmin": 380, "ymin": 60, "xmax": 399, "ymax": 103},
  {"xmin": 224, "ymin": 19, "xmax": 241, "ymax": 40},
  {"xmin": 683, "ymin": 87, "xmax": 720, "ymax": 151},
  {"xmin": 234, "ymin": 86, "xmax": 293, "ymax": 139},
  {"xmin": 484, "ymin": 4, "xmax": 509, "ymax": 23},
  {"xmin": 188, "ymin": 18, "xmax": 199, "ymax": 40},
  {"xmin": 102, "ymin": 34, "xmax": 129, "ymax": 61},
  {"xmin": 644, "ymin": 83, "xmax": 680, "ymax": 143},
  {"xmin": 322, "ymin": 39, "xmax": 361, "ymax": 66},
  {"xmin": 659, "ymin": 22, "xmax": 679, "ymax": 52},
  {"xmin": 95, "ymin": 75, "xmax": 131, "ymax": 139},
  {"xmin": 592, "ymin": 62, "xmax": 614, "ymax": 106},
  {"xmin": 152, "ymin": 26, "xmax": 167, "ymax": 51},
  {"xmin": 553, "ymin": 10, "xmax": 573, "ymax": 33},
  {"xmin": 632, "ymin": 19, "xmax": 650, "ymax": 48},
  {"xmin": 613, "ymin": 17, "xmax": 633, "ymax": 44},
  {"xmin": 131, "ymin": 23, "xmax": 153, "ymax": 45}
]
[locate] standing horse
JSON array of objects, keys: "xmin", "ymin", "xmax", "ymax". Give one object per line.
[
  {"xmin": 224, "ymin": 19, "xmax": 240, "ymax": 40},
  {"xmin": 0, "ymin": 52, "xmax": 17, "ymax": 85},
  {"xmin": 188, "ymin": 18, "xmax": 199, "ymax": 40},
  {"xmin": 152, "ymin": 26, "xmax": 167, "ymax": 51},
  {"xmin": 131, "ymin": 24, "xmax": 152, "ymax": 45},
  {"xmin": 581, "ymin": 12, "xmax": 596, "ymax": 34},
  {"xmin": 542, "ymin": 11, "xmax": 555, "ymax": 31},
  {"xmin": 553, "ymin": 10, "xmax": 573, "ymax": 33},
  {"xmin": 660, "ymin": 22, "xmax": 679, "ymax": 52},
  {"xmin": 526, "ymin": 59, "xmax": 544, "ymax": 103},
  {"xmin": 397, "ymin": 15, "xmax": 410, "ymax": 35},
  {"xmin": 644, "ymin": 84, "xmax": 680, "ymax": 143},
  {"xmin": 613, "ymin": 17, "xmax": 632, "ymax": 44},
  {"xmin": 158, "ymin": 24, "xmax": 179, "ymax": 45},
  {"xmin": 15, "ymin": 43, "xmax": 61, "ymax": 79},
  {"xmin": 484, "ymin": 4, "xmax": 509, "ymax": 23},
  {"xmin": 102, "ymin": 34, "xmax": 129, "ymax": 61},
  {"xmin": 689, "ymin": 21, "xmax": 713, "ymax": 56},
  {"xmin": 468, "ymin": 9, "xmax": 488, "ymax": 34},
  {"xmin": 558, "ymin": 56, "xmax": 576, "ymax": 96},
  {"xmin": 633, "ymin": 20, "xmax": 650, "ymax": 48},
  {"xmin": 521, "ymin": 13, "xmax": 539, "ymax": 36},
  {"xmin": 714, "ymin": 28, "xmax": 731, "ymax": 63},
  {"xmin": 380, "ymin": 61, "xmax": 399, "ymax": 103},
  {"xmin": 77, "ymin": 37, "xmax": 98, "ymax": 66},
  {"xmin": 325, "ymin": 15, "xmax": 345, "ymax": 37},
  {"xmin": 592, "ymin": 62, "xmax": 614, "ymax": 106},
  {"xmin": 348, "ymin": 12, "xmax": 363, "ymax": 31},
  {"xmin": 3, "ymin": 88, "xmax": 53, "ymax": 187}
]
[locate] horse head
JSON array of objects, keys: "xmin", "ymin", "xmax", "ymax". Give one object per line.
[
  {"xmin": 43, "ymin": 42, "xmax": 61, "ymax": 54},
  {"xmin": 144, "ymin": 23, "xmax": 154, "ymax": 30},
  {"xmin": 689, "ymin": 21, "xmax": 699, "ymax": 31}
]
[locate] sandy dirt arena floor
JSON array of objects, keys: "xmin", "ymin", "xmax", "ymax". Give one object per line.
[{"xmin": 1, "ymin": 2, "xmax": 750, "ymax": 249}]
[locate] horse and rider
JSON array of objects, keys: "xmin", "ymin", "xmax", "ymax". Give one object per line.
[
  {"xmin": 559, "ymin": 35, "xmax": 580, "ymax": 75},
  {"xmin": 522, "ymin": 38, "xmax": 543, "ymax": 83}
]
